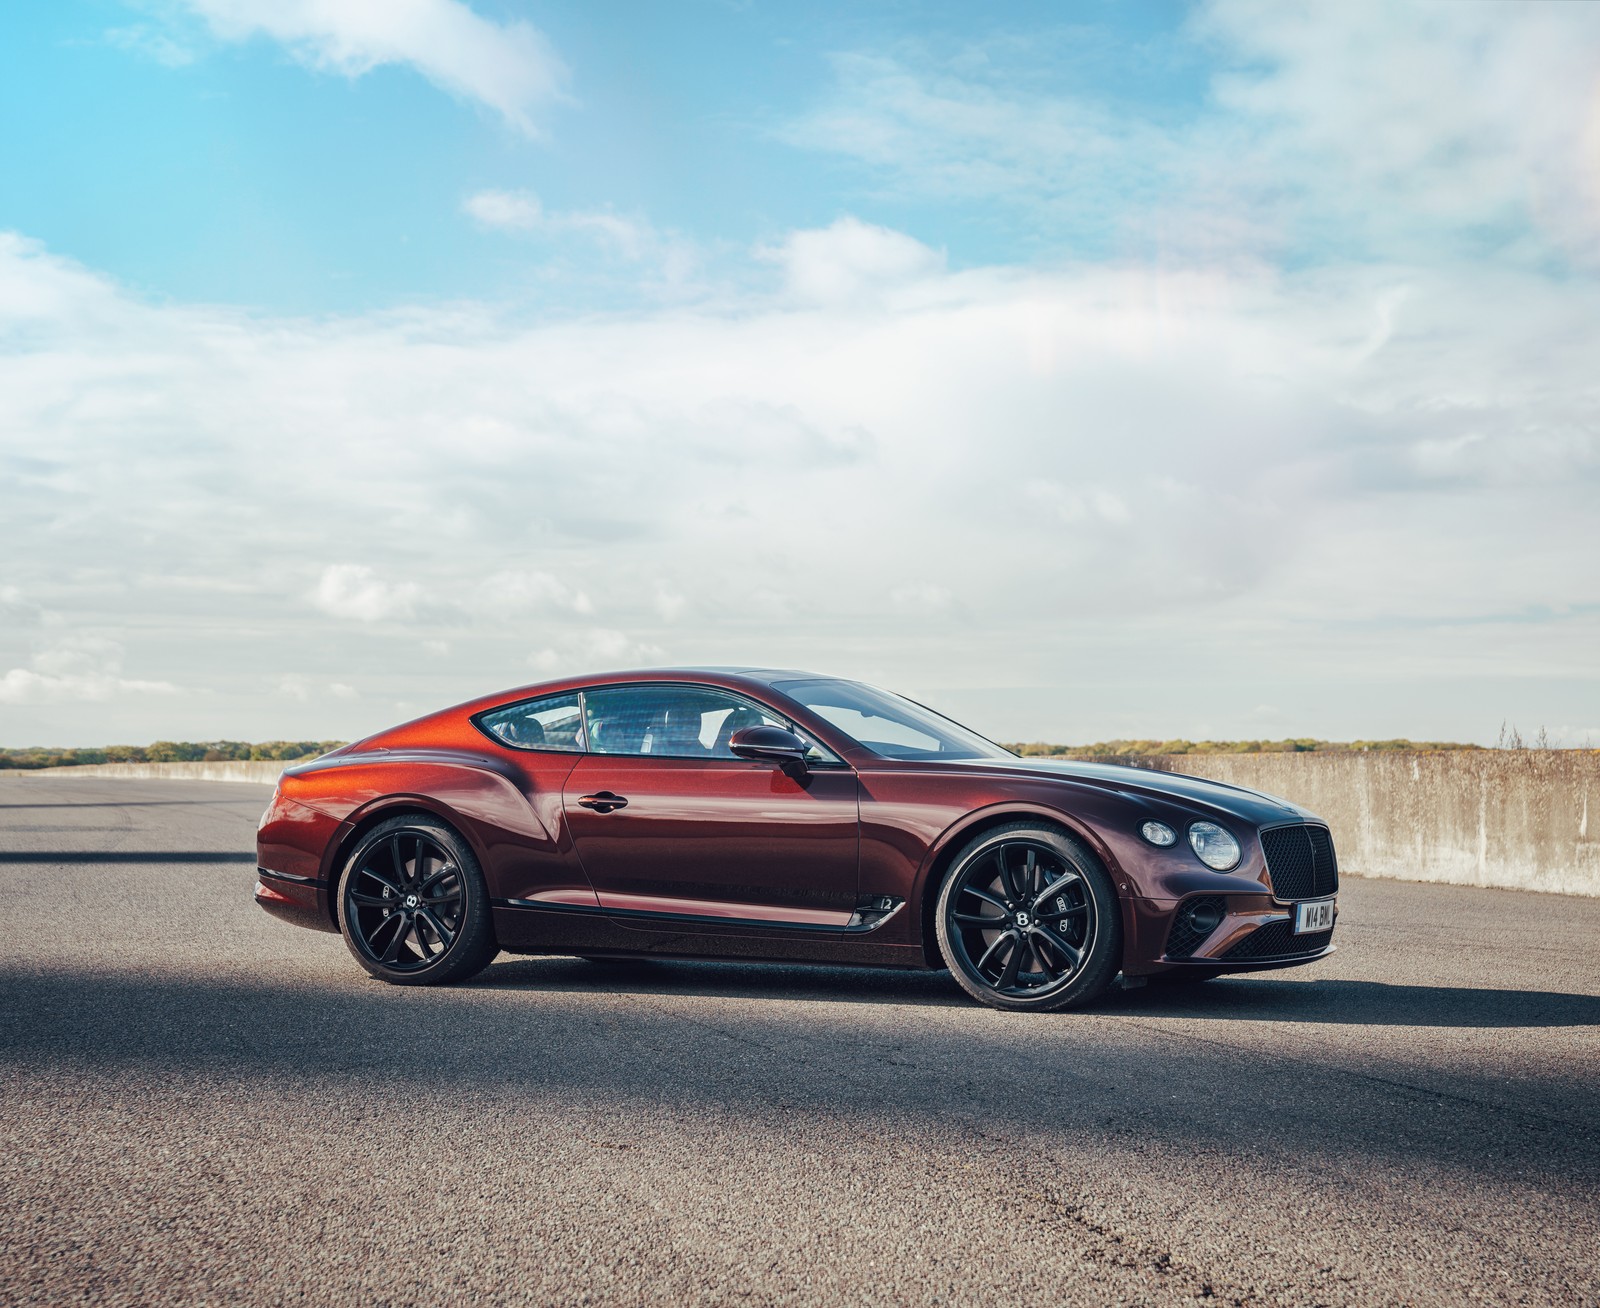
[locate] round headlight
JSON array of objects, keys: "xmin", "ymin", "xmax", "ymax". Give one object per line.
[
  {"xmin": 1139, "ymin": 821, "xmax": 1177, "ymax": 847},
  {"xmin": 1188, "ymin": 821, "xmax": 1241, "ymax": 871}
]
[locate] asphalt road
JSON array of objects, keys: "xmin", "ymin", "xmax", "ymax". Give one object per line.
[{"xmin": 1, "ymin": 776, "xmax": 1597, "ymax": 1307}]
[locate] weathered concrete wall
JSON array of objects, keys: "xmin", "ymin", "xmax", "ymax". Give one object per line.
[
  {"xmin": 22, "ymin": 761, "xmax": 287, "ymax": 785},
  {"xmin": 1125, "ymin": 751, "xmax": 1600, "ymax": 897},
  {"xmin": 16, "ymin": 752, "xmax": 1600, "ymax": 896}
]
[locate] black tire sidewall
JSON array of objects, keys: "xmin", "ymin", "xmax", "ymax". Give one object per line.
[
  {"xmin": 337, "ymin": 816, "xmax": 497, "ymax": 986},
  {"xmin": 935, "ymin": 821, "xmax": 1122, "ymax": 1012}
]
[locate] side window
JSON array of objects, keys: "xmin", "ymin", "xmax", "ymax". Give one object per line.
[
  {"xmin": 583, "ymin": 685, "xmax": 839, "ymax": 763},
  {"xmin": 479, "ymin": 693, "xmax": 585, "ymax": 752}
]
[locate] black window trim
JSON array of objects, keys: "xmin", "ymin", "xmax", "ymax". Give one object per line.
[
  {"xmin": 474, "ymin": 680, "xmax": 847, "ymax": 766},
  {"xmin": 471, "ymin": 691, "xmax": 590, "ymax": 755},
  {"xmin": 577, "ymin": 681, "xmax": 848, "ymax": 766}
]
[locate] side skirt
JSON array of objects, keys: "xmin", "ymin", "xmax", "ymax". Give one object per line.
[{"xmin": 491, "ymin": 899, "xmax": 927, "ymax": 969}]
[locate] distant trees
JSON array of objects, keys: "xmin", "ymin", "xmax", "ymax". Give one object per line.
[
  {"xmin": 1007, "ymin": 738, "xmax": 1483, "ymax": 758},
  {"xmin": 0, "ymin": 741, "xmax": 346, "ymax": 770}
]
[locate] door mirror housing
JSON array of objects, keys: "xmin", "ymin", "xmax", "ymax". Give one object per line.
[{"xmin": 728, "ymin": 725, "xmax": 809, "ymax": 770}]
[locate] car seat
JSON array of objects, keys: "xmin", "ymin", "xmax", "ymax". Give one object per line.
[{"xmin": 713, "ymin": 706, "xmax": 766, "ymax": 756}]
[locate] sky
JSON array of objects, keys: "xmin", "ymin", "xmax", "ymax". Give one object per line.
[{"xmin": 3, "ymin": 0, "xmax": 1600, "ymax": 749}]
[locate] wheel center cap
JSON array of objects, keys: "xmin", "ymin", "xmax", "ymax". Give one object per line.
[
  {"xmin": 1014, "ymin": 911, "xmax": 1032, "ymax": 929},
  {"xmin": 404, "ymin": 894, "xmax": 419, "ymax": 910}
]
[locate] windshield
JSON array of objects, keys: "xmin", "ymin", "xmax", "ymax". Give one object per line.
[{"xmin": 774, "ymin": 679, "xmax": 1015, "ymax": 762}]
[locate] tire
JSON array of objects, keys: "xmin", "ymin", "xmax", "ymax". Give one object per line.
[
  {"xmin": 934, "ymin": 821, "xmax": 1121, "ymax": 1012},
  {"xmin": 337, "ymin": 816, "xmax": 498, "ymax": 986}
]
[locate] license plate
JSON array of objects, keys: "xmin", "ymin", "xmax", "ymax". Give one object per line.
[{"xmin": 1295, "ymin": 899, "xmax": 1335, "ymax": 934}]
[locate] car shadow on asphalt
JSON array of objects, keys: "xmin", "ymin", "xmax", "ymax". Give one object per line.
[
  {"xmin": 474, "ymin": 955, "xmax": 970, "ymax": 1007},
  {"xmin": 1110, "ymin": 976, "xmax": 1600, "ymax": 1028},
  {"xmin": 473, "ymin": 957, "xmax": 1600, "ymax": 1029},
  {"xmin": 3, "ymin": 960, "xmax": 1597, "ymax": 1195}
]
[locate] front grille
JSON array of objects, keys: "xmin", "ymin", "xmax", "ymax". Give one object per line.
[
  {"xmin": 1221, "ymin": 920, "xmax": 1333, "ymax": 961},
  {"xmin": 1164, "ymin": 896, "xmax": 1226, "ymax": 958},
  {"xmin": 1259, "ymin": 824, "xmax": 1339, "ymax": 901}
]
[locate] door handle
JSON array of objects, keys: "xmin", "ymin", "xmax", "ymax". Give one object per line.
[{"xmin": 578, "ymin": 791, "xmax": 629, "ymax": 813}]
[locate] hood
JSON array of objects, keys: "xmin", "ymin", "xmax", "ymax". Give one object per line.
[{"xmin": 941, "ymin": 755, "xmax": 1313, "ymax": 826}]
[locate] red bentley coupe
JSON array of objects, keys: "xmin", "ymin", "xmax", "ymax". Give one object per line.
[{"xmin": 255, "ymin": 668, "xmax": 1339, "ymax": 1011}]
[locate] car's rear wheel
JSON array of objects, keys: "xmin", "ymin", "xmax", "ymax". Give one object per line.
[
  {"xmin": 935, "ymin": 822, "xmax": 1121, "ymax": 1012},
  {"xmin": 337, "ymin": 816, "xmax": 497, "ymax": 985}
]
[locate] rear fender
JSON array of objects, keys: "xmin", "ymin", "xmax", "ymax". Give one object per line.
[{"xmin": 279, "ymin": 751, "xmax": 582, "ymax": 903}]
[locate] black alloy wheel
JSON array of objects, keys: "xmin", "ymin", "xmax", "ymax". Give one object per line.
[
  {"xmin": 935, "ymin": 821, "xmax": 1121, "ymax": 1012},
  {"xmin": 338, "ymin": 815, "xmax": 498, "ymax": 985}
]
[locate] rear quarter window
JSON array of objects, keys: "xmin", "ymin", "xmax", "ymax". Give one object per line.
[{"xmin": 477, "ymin": 693, "xmax": 585, "ymax": 752}]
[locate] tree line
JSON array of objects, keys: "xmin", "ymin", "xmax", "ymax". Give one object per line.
[
  {"xmin": 0, "ymin": 741, "xmax": 346, "ymax": 770},
  {"xmin": 1005, "ymin": 738, "xmax": 1481, "ymax": 757}
]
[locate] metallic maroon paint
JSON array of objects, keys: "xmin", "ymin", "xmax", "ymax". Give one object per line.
[{"xmin": 254, "ymin": 668, "xmax": 1339, "ymax": 990}]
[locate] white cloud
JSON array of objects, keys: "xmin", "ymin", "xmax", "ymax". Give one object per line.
[
  {"xmin": 530, "ymin": 629, "xmax": 667, "ymax": 675},
  {"xmin": 273, "ymin": 673, "xmax": 360, "ymax": 702},
  {"xmin": 463, "ymin": 189, "xmax": 545, "ymax": 231},
  {"xmin": 786, "ymin": 6, "xmax": 1600, "ymax": 268},
  {"xmin": 3, "ymin": 216, "xmax": 1600, "ymax": 743},
  {"xmin": 105, "ymin": 24, "xmax": 196, "ymax": 67},
  {"xmin": 1197, "ymin": 0, "xmax": 1600, "ymax": 263},
  {"xmin": 763, "ymin": 216, "xmax": 945, "ymax": 305},
  {"xmin": 0, "ymin": 585, "xmax": 41, "ymax": 627},
  {"xmin": 311, "ymin": 565, "xmax": 422, "ymax": 623},
  {"xmin": 179, "ymin": 0, "xmax": 567, "ymax": 135},
  {"xmin": 889, "ymin": 583, "xmax": 953, "ymax": 617},
  {"xmin": 463, "ymin": 189, "xmax": 693, "ymax": 273},
  {"xmin": 783, "ymin": 53, "xmax": 1185, "ymax": 247},
  {"xmin": 1026, "ymin": 481, "xmax": 1134, "ymax": 526},
  {"xmin": 0, "ymin": 639, "xmax": 179, "ymax": 706},
  {"xmin": 653, "ymin": 584, "xmax": 687, "ymax": 623},
  {"xmin": 477, "ymin": 569, "xmax": 593, "ymax": 616}
]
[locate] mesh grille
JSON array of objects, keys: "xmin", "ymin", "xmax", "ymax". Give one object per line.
[
  {"xmin": 1260, "ymin": 824, "xmax": 1339, "ymax": 901},
  {"xmin": 1306, "ymin": 826, "xmax": 1338, "ymax": 885},
  {"xmin": 1221, "ymin": 920, "xmax": 1333, "ymax": 961},
  {"xmin": 1164, "ymin": 896, "xmax": 1226, "ymax": 958}
]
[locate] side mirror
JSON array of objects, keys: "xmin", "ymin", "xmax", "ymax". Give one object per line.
[{"xmin": 729, "ymin": 725, "xmax": 809, "ymax": 770}]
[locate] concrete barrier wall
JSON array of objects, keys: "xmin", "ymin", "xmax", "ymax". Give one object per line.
[
  {"xmin": 25, "ymin": 761, "xmax": 288, "ymax": 785},
  {"xmin": 19, "ymin": 751, "xmax": 1600, "ymax": 896},
  {"xmin": 1126, "ymin": 751, "xmax": 1600, "ymax": 897}
]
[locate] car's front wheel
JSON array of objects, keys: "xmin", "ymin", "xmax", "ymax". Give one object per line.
[
  {"xmin": 935, "ymin": 822, "xmax": 1121, "ymax": 1012},
  {"xmin": 337, "ymin": 816, "xmax": 498, "ymax": 985}
]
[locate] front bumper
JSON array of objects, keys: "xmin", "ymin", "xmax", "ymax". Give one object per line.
[{"xmin": 1126, "ymin": 891, "xmax": 1337, "ymax": 976}]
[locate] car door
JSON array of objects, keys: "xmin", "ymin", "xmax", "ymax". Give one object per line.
[{"xmin": 562, "ymin": 683, "xmax": 861, "ymax": 929}]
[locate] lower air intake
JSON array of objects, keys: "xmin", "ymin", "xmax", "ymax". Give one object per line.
[
  {"xmin": 1221, "ymin": 920, "xmax": 1333, "ymax": 962},
  {"xmin": 1164, "ymin": 896, "xmax": 1227, "ymax": 958}
]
